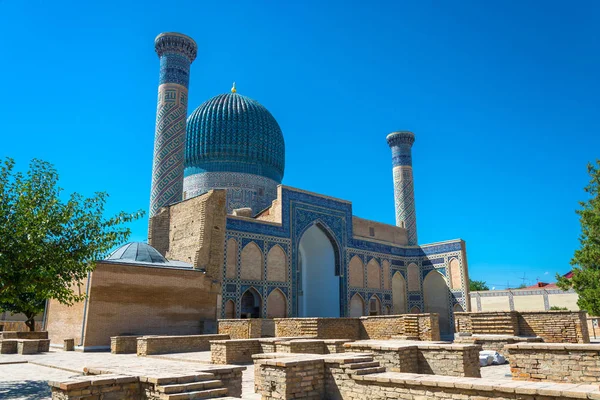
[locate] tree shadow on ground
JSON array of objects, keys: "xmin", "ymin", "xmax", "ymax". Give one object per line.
[{"xmin": 0, "ymin": 380, "xmax": 52, "ymax": 399}]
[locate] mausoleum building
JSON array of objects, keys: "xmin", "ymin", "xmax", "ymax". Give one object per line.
[{"xmin": 45, "ymin": 32, "xmax": 471, "ymax": 349}]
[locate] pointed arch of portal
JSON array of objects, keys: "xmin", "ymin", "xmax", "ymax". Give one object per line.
[
  {"xmin": 297, "ymin": 221, "xmax": 342, "ymax": 317},
  {"xmin": 423, "ymin": 270, "xmax": 451, "ymax": 334}
]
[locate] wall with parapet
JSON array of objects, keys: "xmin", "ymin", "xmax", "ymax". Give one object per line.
[
  {"xmin": 45, "ymin": 262, "xmax": 220, "ymax": 350},
  {"xmin": 455, "ymin": 311, "xmax": 589, "ymax": 343}
]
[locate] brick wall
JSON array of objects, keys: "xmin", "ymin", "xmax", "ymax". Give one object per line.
[
  {"xmin": 50, "ymin": 262, "xmax": 221, "ymax": 349},
  {"xmin": 274, "ymin": 315, "xmax": 440, "ymax": 341},
  {"xmin": 218, "ymin": 319, "xmax": 259, "ymax": 339},
  {"xmin": 345, "ymin": 342, "xmax": 480, "ymax": 377},
  {"xmin": 455, "ymin": 311, "xmax": 589, "ymax": 343},
  {"xmin": 211, "ymin": 339, "xmax": 261, "ymax": 364},
  {"xmin": 137, "ymin": 334, "xmax": 229, "ymax": 356},
  {"xmin": 506, "ymin": 343, "xmax": 600, "ymax": 383},
  {"xmin": 110, "ymin": 336, "xmax": 139, "ymax": 354},
  {"xmin": 518, "ymin": 311, "xmax": 589, "ymax": 343},
  {"xmin": 48, "ymin": 374, "xmax": 141, "ymax": 400},
  {"xmin": 256, "ymin": 358, "xmax": 325, "ymax": 399},
  {"xmin": 256, "ymin": 353, "xmax": 600, "ymax": 400}
]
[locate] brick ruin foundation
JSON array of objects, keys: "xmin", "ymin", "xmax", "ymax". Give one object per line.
[{"xmin": 454, "ymin": 311, "xmax": 590, "ymax": 343}]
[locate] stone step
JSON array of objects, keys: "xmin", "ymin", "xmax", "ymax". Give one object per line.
[
  {"xmin": 349, "ymin": 366, "xmax": 386, "ymax": 375},
  {"xmin": 157, "ymin": 380, "xmax": 223, "ymax": 394},
  {"xmin": 159, "ymin": 388, "xmax": 228, "ymax": 400},
  {"xmin": 147, "ymin": 373, "xmax": 217, "ymax": 386},
  {"xmin": 343, "ymin": 361, "xmax": 380, "ymax": 369}
]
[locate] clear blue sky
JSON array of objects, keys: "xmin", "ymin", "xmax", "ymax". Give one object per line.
[{"xmin": 1, "ymin": 1, "xmax": 598, "ymax": 289}]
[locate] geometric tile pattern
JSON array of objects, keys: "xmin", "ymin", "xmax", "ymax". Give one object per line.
[
  {"xmin": 224, "ymin": 185, "xmax": 469, "ymax": 325},
  {"xmin": 149, "ymin": 33, "xmax": 197, "ymax": 216},
  {"xmin": 185, "ymin": 92, "xmax": 285, "ymax": 182},
  {"xmin": 183, "ymin": 172, "xmax": 278, "ymax": 214},
  {"xmin": 387, "ymin": 131, "xmax": 418, "ymax": 245}
]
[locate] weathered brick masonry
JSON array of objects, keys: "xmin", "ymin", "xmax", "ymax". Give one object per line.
[
  {"xmin": 455, "ymin": 311, "xmax": 590, "ymax": 343},
  {"xmin": 136, "ymin": 334, "xmax": 229, "ymax": 356},
  {"xmin": 272, "ymin": 314, "xmax": 440, "ymax": 341},
  {"xmin": 506, "ymin": 342, "xmax": 600, "ymax": 383},
  {"xmin": 256, "ymin": 353, "xmax": 600, "ymax": 400}
]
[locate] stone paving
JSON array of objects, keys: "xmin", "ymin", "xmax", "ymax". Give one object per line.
[{"xmin": 0, "ymin": 349, "xmax": 509, "ymax": 399}]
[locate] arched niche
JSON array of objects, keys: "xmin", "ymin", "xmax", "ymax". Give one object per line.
[
  {"xmin": 226, "ymin": 238, "xmax": 238, "ymax": 279},
  {"xmin": 298, "ymin": 223, "xmax": 341, "ymax": 317},
  {"xmin": 369, "ymin": 295, "xmax": 381, "ymax": 316},
  {"xmin": 266, "ymin": 289, "xmax": 287, "ymax": 318},
  {"xmin": 407, "ymin": 263, "xmax": 420, "ymax": 291},
  {"xmin": 267, "ymin": 245, "xmax": 287, "ymax": 282},
  {"xmin": 449, "ymin": 258, "xmax": 461, "ymax": 290},
  {"xmin": 410, "ymin": 306, "xmax": 421, "ymax": 313},
  {"xmin": 349, "ymin": 293, "xmax": 365, "ymax": 317},
  {"xmin": 382, "ymin": 260, "xmax": 391, "ymax": 290},
  {"xmin": 366, "ymin": 259, "xmax": 381, "ymax": 289},
  {"xmin": 392, "ymin": 271, "xmax": 407, "ymax": 314},
  {"xmin": 241, "ymin": 288, "xmax": 262, "ymax": 318},
  {"xmin": 224, "ymin": 299, "xmax": 235, "ymax": 319},
  {"xmin": 348, "ymin": 256, "xmax": 364, "ymax": 288},
  {"xmin": 423, "ymin": 270, "xmax": 451, "ymax": 334},
  {"xmin": 240, "ymin": 242, "xmax": 263, "ymax": 281}
]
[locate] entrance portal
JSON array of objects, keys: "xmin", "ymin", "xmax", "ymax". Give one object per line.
[
  {"xmin": 298, "ymin": 223, "xmax": 340, "ymax": 317},
  {"xmin": 423, "ymin": 270, "xmax": 450, "ymax": 334}
]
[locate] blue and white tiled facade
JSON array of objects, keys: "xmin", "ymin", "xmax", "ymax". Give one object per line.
[
  {"xmin": 148, "ymin": 32, "xmax": 470, "ymax": 334},
  {"xmin": 221, "ymin": 186, "xmax": 469, "ymax": 332}
]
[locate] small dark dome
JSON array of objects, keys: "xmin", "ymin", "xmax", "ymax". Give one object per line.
[{"xmin": 184, "ymin": 92, "xmax": 285, "ymax": 182}]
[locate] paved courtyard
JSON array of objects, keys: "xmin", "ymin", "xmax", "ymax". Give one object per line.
[{"xmin": 0, "ymin": 349, "xmax": 508, "ymax": 399}]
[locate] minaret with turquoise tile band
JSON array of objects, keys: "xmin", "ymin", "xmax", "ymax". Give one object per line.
[
  {"xmin": 387, "ymin": 131, "xmax": 418, "ymax": 245},
  {"xmin": 149, "ymin": 32, "xmax": 197, "ymax": 217}
]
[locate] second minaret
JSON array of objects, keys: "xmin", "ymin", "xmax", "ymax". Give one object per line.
[
  {"xmin": 387, "ymin": 131, "xmax": 418, "ymax": 245},
  {"xmin": 149, "ymin": 32, "xmax": 197, "ymax": 217}
]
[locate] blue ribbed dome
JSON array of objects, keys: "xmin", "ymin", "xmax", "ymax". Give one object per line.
[{"xmin": 184, "ymin": 93, "xmax": 285, "ymax": 182}]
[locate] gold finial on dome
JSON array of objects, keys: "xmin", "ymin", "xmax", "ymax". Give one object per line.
[{"xmin": 231, "ymin": 82, "xmax": 237, "ymax": 93}]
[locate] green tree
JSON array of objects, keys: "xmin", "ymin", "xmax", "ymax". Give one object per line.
[
  {"xmin": 0, "ymin": 158, "xmax": 143, "ymax": 330},
  {"xmin": 469, "ymin": 279, "xmax": 489, "ymax": 291},
  {"xmin": 557, "ymin": 160, "xmax": 600, "ymax": 315}
]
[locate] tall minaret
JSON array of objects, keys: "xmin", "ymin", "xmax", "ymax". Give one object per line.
[
  {"xmin": 149, "ymin": 32, "xmax": 197, "ymax": 217},
  {"xmin": 387, "ymin": 131, "xmax": 418, "ymax": 245}
]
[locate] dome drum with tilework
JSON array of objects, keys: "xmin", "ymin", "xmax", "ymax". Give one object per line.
[{"xmin": 183, "ymin": 90, "xmax": 285, "ymax": 214}]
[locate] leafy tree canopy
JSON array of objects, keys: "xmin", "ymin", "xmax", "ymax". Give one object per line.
[
  {"xmin": 0, "ymin": 158, "xmax": 144, "ymax": 330},
  {"xmin": 469, "ymin": 279, "xmax": 489, "ymax": 291},
  {"xmin": 557, "ymin": 160, "xmax": 600, "ymax": 316}
]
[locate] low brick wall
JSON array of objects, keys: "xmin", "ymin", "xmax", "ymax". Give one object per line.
[
  {"xmin": 455, "ymin": 311, "xmax": 590, "ymax": 343},
  {"xmin": 344, "ymin": 341, "xmax": 480, "ymax": 377},
  {"xmin": 518, "ymin": 311, "xmax": 590, "ymax": 343},
  {"xmin": 256, "ymin": 357, "xmax": 326, "ymax": 399},
  {"xmin": 110, "ymin": 336, "xmax": 140, "ymax": 354},
  {"xmin": 274, "ymin": 314, "xmax": 440, "ymax": 341},
  {"xmin": 217, "ymin": 319, "xmax": 274, "ymax": 339},
  {"xmin": 211, "ymin": 339, "xmax": 262, "ymax": 364},
  {"xmin": 48, "ymin": 374, "xmax": 140, "ymax": 399},
  {"xmin": 136, "ymin": 334, "xmax": 229, "ymax": 356},
  {"xmin": 506, "ymin": 342, "xmax": 600, "ymax": 383},
  {"xmin": 256, "ymin": 352, "xmax": 600, "ymax": 400},
  {"xmin": 276, "ymin": 339, "xmax": 326, "ymax": 354},
  {"xmin": 0, "ymin": 322, "xmax": 42, "ymax": 332},
  {"xmin": 454, "ymin": 334, "xmax": 543, "ymax": 358},
  {"xmin": 211, "ymin": 337, "xmax": 351, "ymax": 364},
  {"xmin": 0, "ymin": 331, "xmax": 48, "ymax": 340},
  {"xmin": 205, "ymin": 366, "xmax": 245, "ymax": 397},
  {"xmin": 0, "ymin": 339, "xmax": 49, "ymax": 354}
]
